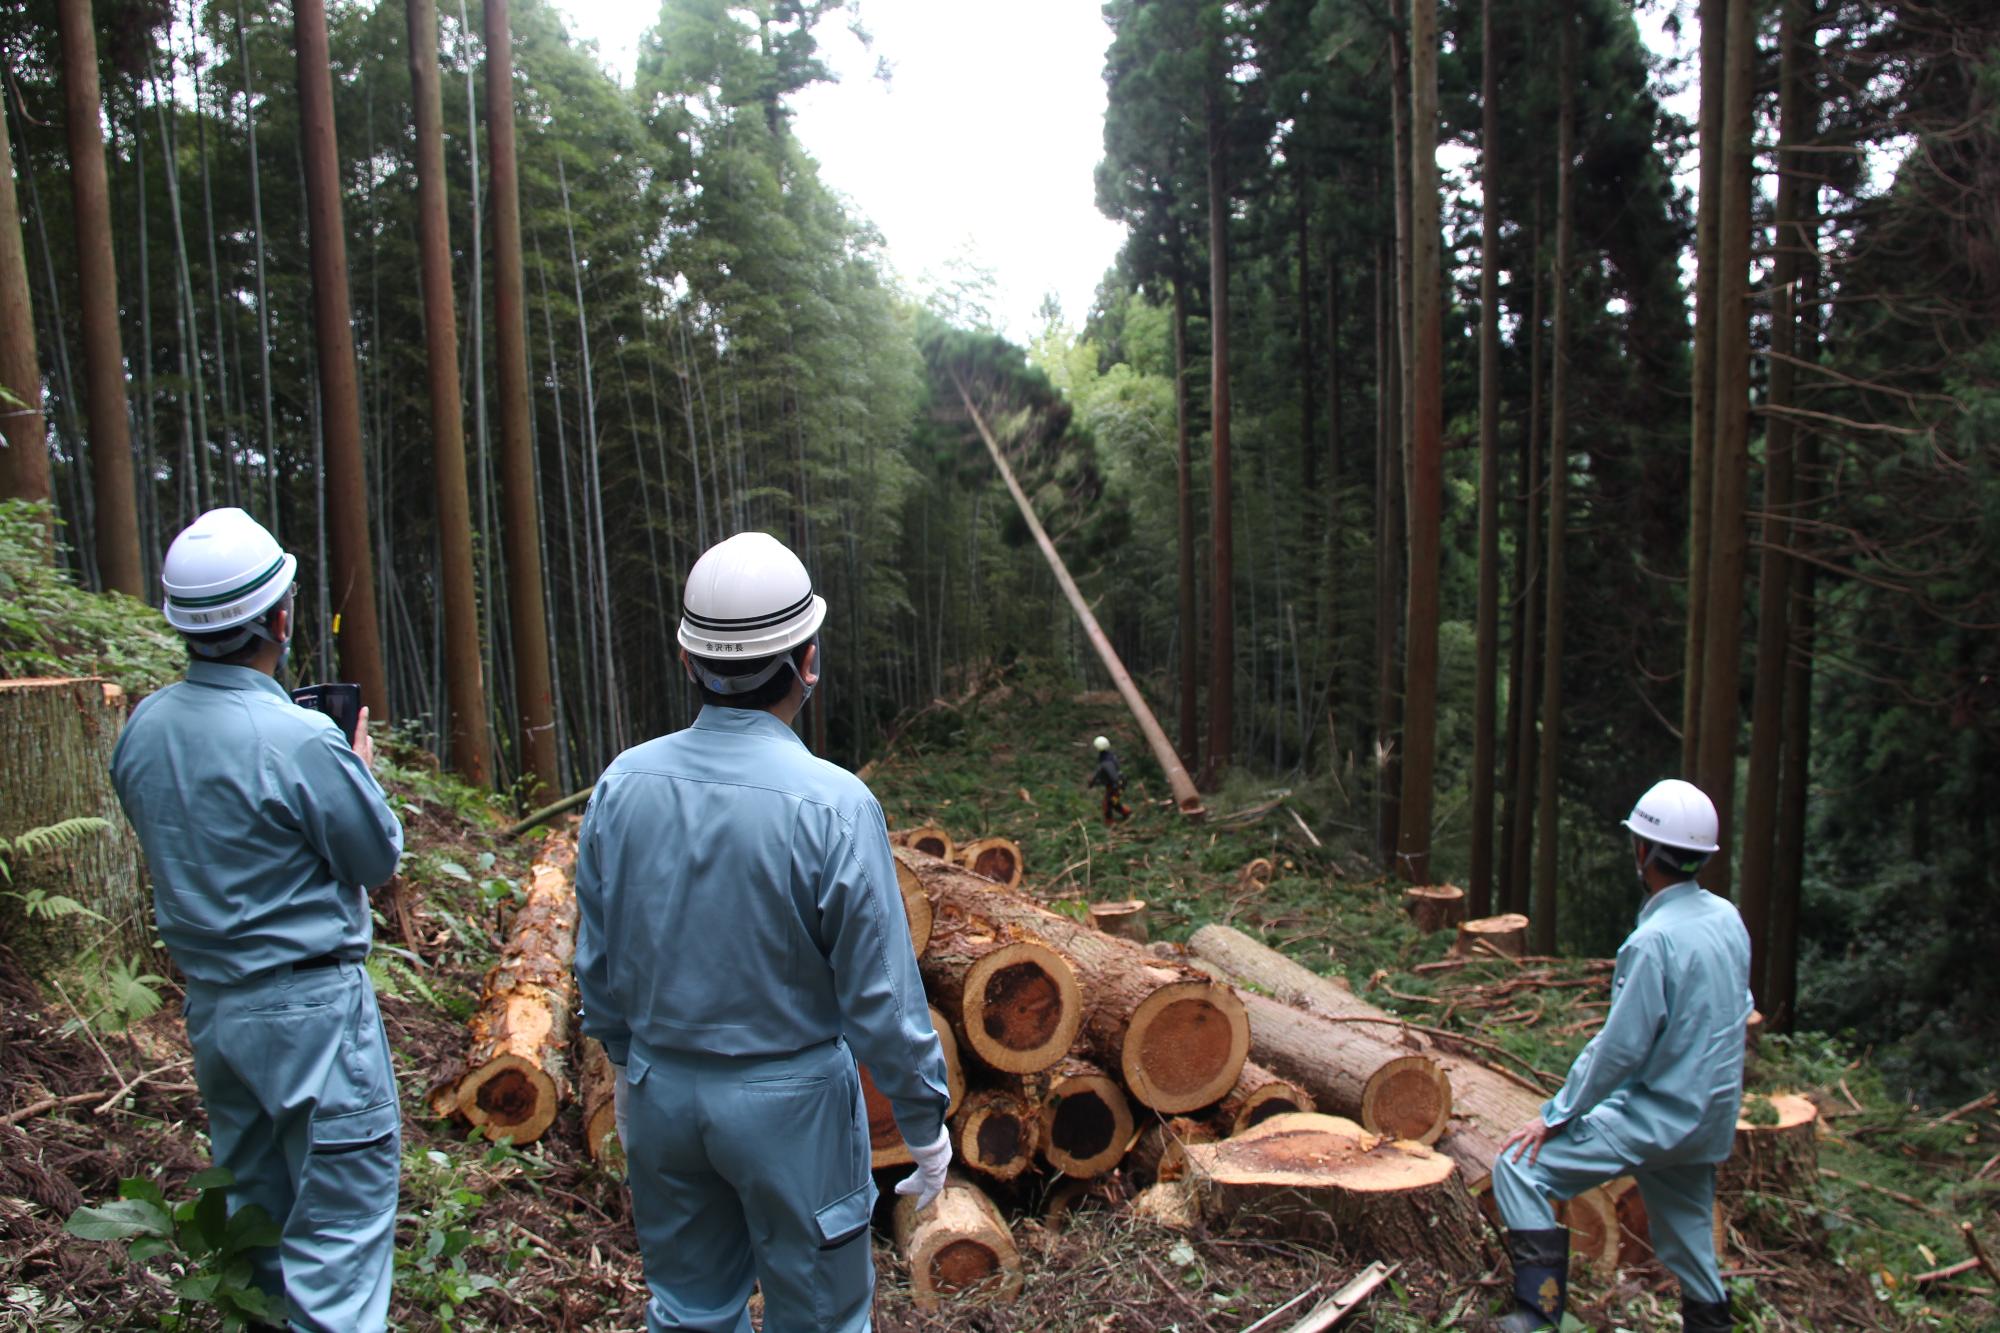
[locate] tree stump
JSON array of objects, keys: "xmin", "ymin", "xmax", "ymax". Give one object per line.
[
  {"xmin": 893, "ymin": 852, "xmax": 933, "ymax": 957},
  {"xmin": 919, "ymin": 910, "xmax": 1082, "ymax": 1075},
  {"xmin": 956, "ymin": 836, "xmax": 1023, "ymax": 890},
  {"xmin": 905, "ymin": 851, "xmax": 1248, "ymax": 1112},
  {"xmin": 1403, "ymin": 883, "xmax": 1467, "ymax": 934},
  {"xmin": 861, "ymin": 1004, "xmax": 964, "ymax": 1170},
  {"xmin": 950, "ymin": 1087, "xmax": 1040, "ymax": 1182},
  {"xmin": 1127, "ymin": 1115, "xmax": 1219, "ymax": 1185},
  {"xmin": 451, "ymin": 829, "xmax": 578, "ymax": 1144},
  {"xmin": 892, "ymin": 1175, "xmax": 1023, "ymax": 1310},
  {"xmin": 1216, "ymin": 1060, "xmax": 1316, "ymax": 1136},
  {"xmin": 1606, "ymin": 1175, "xmax": 1728, "ymax": 1271},
  {"xmin": 1182, "ymin": 1113, "xmax": 1493, "ymax": 1281},
  {"xmin": 1035, "ymin": 1057, "xmax": 1134, "ymax": 1179},
  {"xmin": 0, "ymin": 678, "xmax": 150, "ymax": 963},
  {"xmin": 1453, "ymin": 913, "xmax": 1530, "ymax": 959},
  {"xmin": 902, "ymin": 826, "xmax": 955, "ymax": 861},
  {"xmin": 1088, "ymin": 898, "xmax": 1149, "ymax": 943},
  {"xmin": 579, "ymin": 1035, "xmax": 619, "ymax": 1162},
  {"xmin": 1721, "ymin": 1093, "xmax": 1819, "ymax": 1199}
]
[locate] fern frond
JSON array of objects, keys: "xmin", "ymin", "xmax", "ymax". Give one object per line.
[{"xmin": 3, "ymin": 816, "xmax": 114, "ymax": 860}]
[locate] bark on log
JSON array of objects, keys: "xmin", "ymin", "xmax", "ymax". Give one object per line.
[
  {"xmin": 894, "ymin": 853, "xmax": 933, "ymax": 958},
  {"xmin": 892, "ymin": 1174, "xmax": 1023, "ymax": 1310},
  {"xmin": 0, "ymin": 679, "xmax": 150, "ymax": 962},
  {"xmin": 1088, "ymin": 899, "xmax": 1149, "ymax": 943},
  {"xmin": 1720, "ymin": 1092, "xmax": 1819, "ymax": 1200},
  {"xmin": 579, "ymin": 1035, "xmax": 618, "ymax": 1162},
  {"xmin": 918, "ymin": 907, "xmax": 1082, "ymax": 1074},
  {"xmin": 901, "ymin": 826, "xmax": 954, "ymax": 861},
  {"xmin": 1187, "ymin": 924, "xmax": 1361, "ymax": 1011},
  {"xmin": 861, "ymin": 1004, "xmax": 963, "ymax": 1170},
  {"xmin": 1235, "ymin": 990, "xmax": 1451, "ymax": 1144},
  {"xmin": 950, "ymin": 1087, "xmax": 1040, "ymax": 1182},
  {"xmin": 1035, "ymin": 1057, "xmax": 1133, "ymax": 1179},
  {"xmin": 956, "ymin": 836, "xmax": 1023, "ymax": 890},
  {"xmin": 1182, "ymin": 1112, "xmax": 1494, "ymax": 1281},
  {"xmin": 1216, "ymin": 1060, "xmax": 1316, "ymax": 1136},
  {"xmin": 1453, "ymin": 913, "xmax": 1529, "ymax": 959},
  {"xmin": 1404, "ymin": 883, "xmax": 1467, "ymax": 934},
  {"xmin": 907, "ymin": 851, "xmax": 1248, "ymax": 1112},
  {"xmin": 451, "ymin": 829, "xmax": 577, "ymax": 1144},
  {"xmin": 1126, "ymin": 1115, "xmax": 1219, "ymax": 1185}
]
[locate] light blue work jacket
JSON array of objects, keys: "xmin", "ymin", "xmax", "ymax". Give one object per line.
[
  {"xmin": 575, "ymin": 705, "xmax": 950, "ymax": 1147},
  {"xmin": 1542, "ymin": 880, "xmax": 1753, "ymax": 1165},
  {"xmin": 110, "ymin": 661, "xmax": 403, "ymax": 984}
]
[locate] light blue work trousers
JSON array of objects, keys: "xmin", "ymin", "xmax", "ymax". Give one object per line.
[
  {"xmin": 1491, "ymin": 1116, "xmax": 1726, "ymax": 1304},
  {"xmin": 182, "ymin": 960, "xmax": 401, "ymax": 1333},
  {"xmin": 623, "ymin": 1036, "xmax": 877, "ymax": 1333}
]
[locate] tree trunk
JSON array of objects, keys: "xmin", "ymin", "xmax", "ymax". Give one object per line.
[
  {"xmin": 918, "ymin": 907, "xmax": 1083, "ymax": 1076},
  {"xmin": 1203, "ymin": 48, "xmax": 1234, "ymax": 783},
  {"xmin": 1404, "ymin": 884, "xmax": 1466, "ymax": 935},
  {"xmin": 1769, "ymin": 434, "xmax": 1817, "ymax": 1031},
  {"xmin": 484, "ymin": 0, "xmax": 558, "ymax": 796},
  {"xmin": 0, "ymin": 94, "xmax": 49, "ymax": 515},
  {"xmin": 860, "ymin": 1004, "xmax": 963, "ymax": 1170},
  {"xmin": 578, "ymin": 1034, "xmax": 618, "ymax": 1162},
  {"xmin": 448, "ymin": 829, "xmax": 577, "ymax": 1145},
  {"xmin": 1696, "ymin": 0, "xmax": 1757, "ymax": 898},
  {"xmin": 1683, "ymin": 0, "xmax": 1729, "ymax": 774},
  {"xmin": 906, "ymin": 852, "xmax": 1248, "ymax": 1113},
  {"xmin": 1373, "ymin": 235, "xmax": 1404, "ymax": 867},
  {"xmin": 1533, "ymin": 3, "xmax": 1575, "ymax": 956},
  {"xmin": 1088, "ymin": 898, "xmax": 1149, "ymax": 943},
  {"xmin": 1454, "ymin": 913, "xmax": 1530, "ymax": 960},
  {"xmin": 295, "ymin": 0, "xmax": 387, "ymax": 715},
  {"xmin": 238, "ymin": 0, "xmax": 278, "ymax": 534},
  {"xmin": 58, "ymin": 0, "xmax": 141, "ymax": 596},
  {"xmin": 894, "ymin": 853, "xmax": 934, "ymax": 958},
  {"xmin": 949, "ymin": 1086, "xmax": 1040, "ymax": 1182},
  {"xmin": 1215, "ymin": 1059, "xmax": 1315, "ymax": 1136},
  {"xmin": 1719, "ymin": 1092, "xmax": 1819, "ymax": 1201},
  {"xmin": 1172, "ymin": 272, "xmax": 1198, "ymax": 770},
  {"xmin": 1034, "ymin": 1056, "xmax": 1134, "ymax": 1179},
  {"xmin": 892, "ymin": 1175, "xmax": 1023, "ymax": 1310},
  {"xmin": 1397, "ymin": 0, "xmax": 1443, "ymax": 886},
  {"xmin": 1503, "ymin": 201, "xmax": 1546, "ymax": 917},
  {"xmin": 1183, "ymin": 1113, "xmax": 1493, "ymax": 1281},
  {"xmin": 408, "ymin": 0, "xmax": 491, "ymax": 787},
  {"xmin": 955, "ymin": 836, "xmax": 1023, "ymax": 890},
  {"xmin": 1470, "ymin": 0, "xmax": 1502, "ymax": 914}
]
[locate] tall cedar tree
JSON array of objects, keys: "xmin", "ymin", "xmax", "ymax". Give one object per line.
[
  {"xmin": 0, "ymin": 96, "xmax": 48, "ymax": 521},
  {"xmin": 1469, "ymin": 0, "xmax": 1502, "ymax": 913}
]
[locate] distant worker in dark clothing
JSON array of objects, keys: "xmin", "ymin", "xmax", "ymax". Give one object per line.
[{"xmin": 1086, "ymin": 735, "xmax": 1132, "ymax": 825}]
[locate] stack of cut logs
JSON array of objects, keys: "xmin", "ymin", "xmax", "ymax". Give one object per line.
[{"xmin": 432, "ymin": 825, "xmax": 1819, "ymax": 1312}]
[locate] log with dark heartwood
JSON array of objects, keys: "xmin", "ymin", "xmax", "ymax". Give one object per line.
[
  {"xmin": 901, "ymin": 849, "xmax": 1248, "ymax": 1113},
  {"xmin": 915, "ymin": 896, "xmax": 1083, "ymax": 1075},
  {"xmin": 955, "ymin": 836, "xmax": 1024, "ymax": 890},
  {"xmin": 441, "ymin": 828, "xmax": 578, "ymax": 1144},
  {"xmin": 1214, "ymin": 1059, "xmax": 1316, "ymax": 1136},
  {"xmin": 859, "ymin": 1004, "xmax": 964, "ymax": 1170},
  {"xmin": 893, "ymin": 1174, "xmax": 1023, "ymax": 1310},
  {"xmin": 950, "ymin": 1085, "xmax": 1041, "ymax": 1182},
  {"xmin": 1030, "ymin": 1057, "xmax": 1134, "ymax": 1179}
]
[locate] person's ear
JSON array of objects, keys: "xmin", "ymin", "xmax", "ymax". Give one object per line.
[
  {"xmin": 272, "ymin": 605, "xmax": 291, "ymax": 643},
  {"xmin": 799, "ymin": 642, "xmax": 820, "ymax": 687},
  {"xmin": 678, "ymin": 648, "xmax": 697, "ymax": 685}
]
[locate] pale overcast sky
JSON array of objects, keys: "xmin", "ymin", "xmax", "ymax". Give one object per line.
[{"xmin": 550, "ymin": 0, "xmax": 1126, "ymax": 342}]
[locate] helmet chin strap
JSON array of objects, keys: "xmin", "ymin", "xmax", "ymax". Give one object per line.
[
  {"xmin": 187, "ymin": 614, "xmax": 286, "ymax": 660},
  {"xmin": 687, "ymin": 640, "xmax": 817, "ymax": 699}
]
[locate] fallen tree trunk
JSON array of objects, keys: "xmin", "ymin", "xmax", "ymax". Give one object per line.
[
  {"xmin": 1235, "ymin": 990, "xmax": 1451, "ymax": 1145},
  {"xmin": 1181, "ymin": 1113, "xmax": 1494, "ymax": 1282},
  {"xmin": 956, "ymin": 836, "xmax": 1023, "ymax": 890},
  {"xmin": 579, "ymin": 1036, "xmax": 618, "ymax": 1162},
  {"xmin": 907, "ymin": 851, "xmax": 1247, "ymax": 1112},
  {"xmin": 918, "ymin": 904, "xmax": 1082, "ymax": 1075},
  {"xmin": 449, "ymin": 829, "xmax": 577, "ymax": 1144},
  {"xmin": 1215, "ymin": 1060, "xmax": 1316, "ymax": 1136},
  {"xmin": 893, "ymin": 1173, "xmax": 1023, "ymax": 1309},
  {"xmin": 861, "ymin": 1004, "xmax": 964, "ymax": 1171},
  {"xmin": 894, "ymin": 854, "xmax": 933, "ymax": 957},
  {"xmin": 950, "ymin": 1086, "xmax": 1040, "ymax": 1182},
  {"xmin": 1034, "ymin": 1057, "xmax": 1133, "ymax": 1180}
]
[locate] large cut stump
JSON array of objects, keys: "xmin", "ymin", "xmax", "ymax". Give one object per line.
[
  {"xmin": 1216, "ymin": 1060, "xmax": 1316, "ymax": 1136},
  {"xmin": 1035, "ymin": 1057, "xmax": 1134, "ymax": 1179},
  {"xmin": 1404, "ymin": 884, "xmax": 1467, "ymax": 934},
  {"xmin": 951, "ymin": 1086, "xmax": 1040, "ymax": 1182},
  {"xmin": 1454, "ymin": 913, "xmax": 1530, "ymax": 959},
  {"xmin": 893, "ymin": 1175, "xmax": 1023, "ymax": 1310},
  {"xmin": 906, "ymin": 851, "xmax": 1248, "ymax": 1112},
  {"xmin": 1128, "ymin": 1115, "xmax": 1219, "ymax": 1185},
  {"xmin": 450, "ymin": 829, "xmax": 578, "ymax": 1144},
  {"xmin": 1181, "ymin": 1113, "xmax": 1492, "ymax": 1281},
  {"xmin": 894, "ymin": 854, "xmax": 934, "ymax": 958},
  {"xmin": 0, "ymin": 678, "xmax": 150, "ymax": 962},
  {"xmin": 900, "ymin": 826, "xmax": 955, "ymax": 861},
  {"xmin": 919, "ymin": 908, "xmax": 1082, "ymax": 1075},
  {"xmin": 1606, "ymin": 1175, "xmax": 1728, "ymax": 1272},
  {"xmin": 955, "ymin": 836, "xmax": 1023, "ymax": 890},
  {"xmin": 1721, "ymin": 1093, "xmax": 1819, "ymax": 1200},
  {"xmin": 579, "ymin": 1036, "xmax": 619, "ymax": 1162},
  {"xmin": 1235, "ymin": 990, "xmax": 1451, "ymax": 1144},
  {"xmin": 861, "ymin": 1004, "xmax": 964, "ymax": 1170}
]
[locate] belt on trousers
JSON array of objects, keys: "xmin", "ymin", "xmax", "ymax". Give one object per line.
[{"xmin": 293, "ymin": 954, "xmax": 343, "ymax": 971}]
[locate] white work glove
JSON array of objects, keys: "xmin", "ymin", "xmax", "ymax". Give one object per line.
[
  {"xmin": 893, "ymin": 1127, "xmax": 951, "ymax": 1213},
  {"xmin": 612, "ymin": 1066, "xmax": 631, "ymax": 1150}
]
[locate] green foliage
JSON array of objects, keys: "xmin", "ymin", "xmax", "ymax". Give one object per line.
[
  {"xmin": 0, "ymin": 502, "xmax": 183, "ymax": 695},
  {"xmin": 1, "ymin": 817, "xmax": 117, "ymax": 927},
  {"xmin": 395, "ymin": 1139, "xmax": 547, "ymax": 1326},
  {"xmin": 70, "ymin": 955, "xmax": 170, "ymax": 1035},
  {"xmin": 65, "ymin": 1168, "xmax": 283, "ymax": 1331}
]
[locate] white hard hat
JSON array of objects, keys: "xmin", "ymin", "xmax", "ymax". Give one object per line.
[
  {"xmin": 161, "ymin": 507, "xmax": 297, "ymax": 636},
  {"xmin": 1093, "ymin": 736, "xmax": 1110, "ymax": 751},
  {"xmin": 677, "ymin": 531, "xmax": 827, "ymax": 667},
  {"xmin": 1621, "ymin": 778, "xmax": 1720, "ymax": 854}
]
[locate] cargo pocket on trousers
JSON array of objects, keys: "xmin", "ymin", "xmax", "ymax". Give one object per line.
[
  {"xmin": 300, "ymin": 1099, "xmax": 401, "ymax": 1223},
  {"xmin": 811, "ymin": 1181, "xmax": 877, "ymax": 1326}
]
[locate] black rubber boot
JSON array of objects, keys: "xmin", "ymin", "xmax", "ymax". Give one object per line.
[
  {"xmin": 1493, "ymin": 1227, "xmax": 1569, "ymax": 1331},
  {"xmin": 1681, "ymin": 1296, "xmax": 1733, "ymax": 1332}
]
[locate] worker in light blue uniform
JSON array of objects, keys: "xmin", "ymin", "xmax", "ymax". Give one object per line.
[
  {"xmin": 110, "ymin": 508, "xmax": 404, "ymax": 1333},
  {"xmin": 1491, "ymin": 778, "xmax": 1752, "ymax": 1333},
  {"xmin": 576, "ymin": 531, "xmax": 952, "ymax": 1333}
]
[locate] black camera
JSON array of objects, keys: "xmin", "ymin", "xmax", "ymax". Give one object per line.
[{"xmin": 290, "ymin": 682, "xmax": 363, "ymax": 745}]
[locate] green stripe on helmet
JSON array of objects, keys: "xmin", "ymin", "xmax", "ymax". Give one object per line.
[{"xmin": 167, "ymin": 554, "xmax": 288, "ymax": 609}]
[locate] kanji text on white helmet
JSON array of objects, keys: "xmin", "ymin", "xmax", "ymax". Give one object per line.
[
  {"xmin": 161, "ymin": 508, "xmax": 298, "ymax": 654},
  {"xmin": 678, "ymin": 532, "xmax": 827, "ymax": 694},
  {"xmin": 1621, "ymin": 778, "xmax": 1720, "ymax": 854},
  {"xmin": 1093, "ymin": 736, "xmax": 1110, "ymax": 751}
]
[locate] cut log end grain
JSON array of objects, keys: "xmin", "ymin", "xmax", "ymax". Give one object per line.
[
  {"xmin": 895, "ymin": 855, "xmax": 934, "ymax": 958},
  {"xmin": 1128, "ymin": 1115, "xmax": 1220, "ymax": 1185},
  {"xmin": 1722, "ymin": 1092, "xmax": 1820, "ymax": 1201},
  {"xmin": 1404, "ymin": 884, "xmax": 1467, "ymax": 934},
  {"xmin": 956, "ymin": 836, "xmax": 1023, "ymax": 890},
  {"xmin": 459, "ymin": 1055, "xmax": 559, "ymax": 1141},
  {"xmin": 1038, "ymin": 1061, "xmax": 1134, "ymax": 1179},
  {"xmin": 1124, "ymin": 979, "xmax": 1251, "ymax": 1113},
  {"xmin": 1453, "ymin": 913, "xmax": 1530, "ymax": 959},
  {"xmin": 1606, "ymin": 1175, "xmax": 1728, "ymax": 1273},
  {"xmin": 967, "ymin": 943, "xmax": 1084, "ymax": 1073},
  {"xmin": 893, "ymin": 1177, "xmax": 1023, "ymax": 1310},
  {"xmin": 1361, "ymin": 1055, "xmax": 1454, "ymax": 1147},
  {"xmin": 952, "ymin": 1088, "xmax": 1039, "ymax": 1181},
  {"xmin": 1088, "ymin": 899, "xmax": 1149, "ymax": 943},
  {"xmin": 903, "ymin": 826, "xmax": 955, "ymax": 862},
  {"xmin": 1218, "ymin": 1062, "xmax": 1316, "ymax": 1137}
]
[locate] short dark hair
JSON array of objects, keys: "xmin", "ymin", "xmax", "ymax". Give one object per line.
[{"xmin": 694, "ymin": 641, "xmax": 812, "ymax": 710}]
